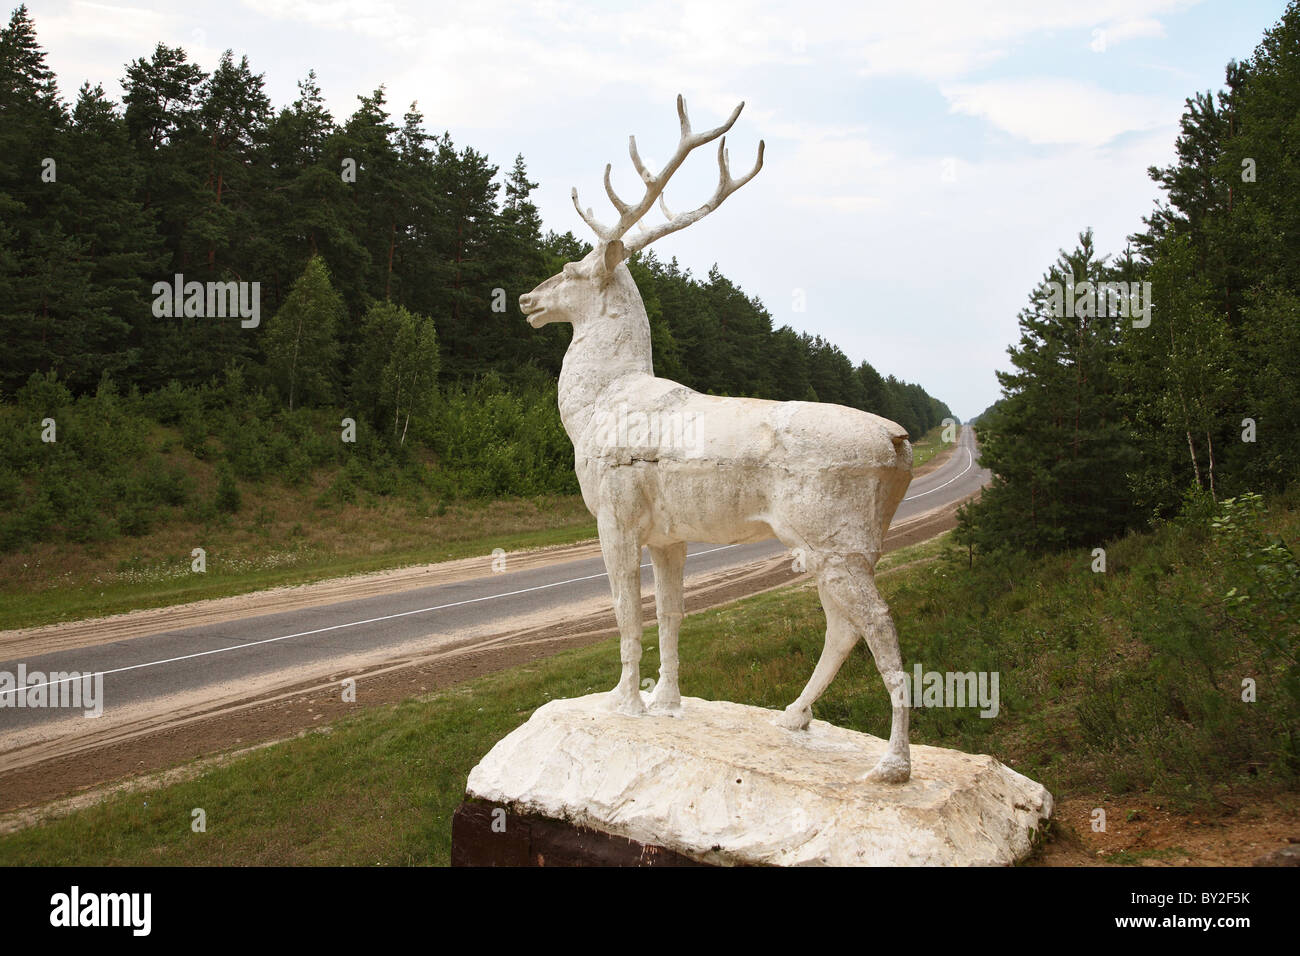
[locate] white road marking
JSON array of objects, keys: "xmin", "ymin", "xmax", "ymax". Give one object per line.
[
  {"xmin": 903, "ymin": 446, "xmax": 974, "ymax": 500},
  {"xmin": 5, "ymin": 437, "xmax": 982, "ymax": 697},
  {"xmin": 1, "ymin": 544, "xmax": 743, "ymax": 695}
]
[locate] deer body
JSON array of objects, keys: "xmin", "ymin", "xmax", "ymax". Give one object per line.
[{"xmin": 521, "ymin": 97, "xmax": 914, "ymax": 782}]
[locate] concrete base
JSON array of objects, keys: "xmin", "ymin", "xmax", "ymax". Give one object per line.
[{"xmin": 463, "ymin": 694, "xmax": 1053, "ymax": 866}]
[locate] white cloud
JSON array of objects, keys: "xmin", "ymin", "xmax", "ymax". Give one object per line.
[
  {"xmin": 942, "ymin": 78, "xmax": 1170, "ymax": 147},
  {"xmin": 1099, "ymin": 16, "xmax": 1167, "ymax": 45},
  {"xmin": 844, "ymin": 0, "xmax": 1195, "ymax": 80},
  {"xmin": 39, "ymin": 0, "xmax": 173, "ymax": 43},
  {"xmin": 242, "ymin": 0, "xmax": 415, "ymax": 39}
]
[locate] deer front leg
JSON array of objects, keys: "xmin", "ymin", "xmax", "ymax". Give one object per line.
[
  {"xmin": 598, "ymin": 511, "xmax": 646, "ymax": 715},
  {"xmin": 648, "ymin": 541, "xmax": 687, "ymax": 714}
]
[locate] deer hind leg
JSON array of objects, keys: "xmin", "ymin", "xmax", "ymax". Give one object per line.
[
  {"xmin": 776, "ymin": 552, "xmax": 911, "ymax": 783},
  {"xmin": 598, "ymin": 512, "xmax": 646, "ymax": 715},
  {"xmin": 853, "ymin": 564, "xmax": 911, "ymax": 783},
  {"xmin": 775, "ymin": 570, "xmax": 856, "ymax": 732},
  {"xmin": 647, "ymin": 542, "xmax": 687, "ymax": 714}
]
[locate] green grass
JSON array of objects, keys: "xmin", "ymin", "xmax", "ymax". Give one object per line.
[
  {"xmin": 2, "ymin": 490, "xmax": 1295, "ymax": 865},
  {"xmin": 0, "ymin": 497, "xmax": 596, "ymax": 630},
  {"xmin": 1102, "ymin": 847, "xmax": 1193, "ymax": 866},
  {"xmin": 0, "ymin": 421, "xmax": 955, "ymax": 633},
  {"xmin": 0, "ymin": 375, "xmax": 588, "ymax": 630},
  {"xmin": 911, "ymin": 423, "xmax": 959, "ymax": 469}
]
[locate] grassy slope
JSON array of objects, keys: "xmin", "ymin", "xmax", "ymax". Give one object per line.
[
  {"xmin": 908, "ymin": 423, "xmax": 957, "ymax": 470},
  {"xmin": 1, "ymin": 391, "xmax": 595, "ymax": 629},
  {"xmin": 0, "ymin": 424, "xmax": 594, "ymax": 629},
  {"xmin": 3, "ymin": 497, "xmax": 1294, "ymax": 866},
  {"xmin": 0, "ymin": 495, "xmax": 595, "ymax": 630},
  {"xmin": 0, "ymin": 420, "xmax": 955, "ymax": 632}
]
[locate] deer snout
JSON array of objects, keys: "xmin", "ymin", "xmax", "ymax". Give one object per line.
[{"xmin": 520, "ymin": 290, "xmax": 550, "ymax": 327}]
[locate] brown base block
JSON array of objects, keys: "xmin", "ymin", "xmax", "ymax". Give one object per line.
[{"xmin": 451, "ymin": 799, "xmax": 712, "ymax": 867}]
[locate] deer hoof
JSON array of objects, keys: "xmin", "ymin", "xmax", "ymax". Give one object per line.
[
  {"xmin": 862, "ymin": 753, "xmax": 911, "ymax": 784},
  {"xmin": 647, "ymin": 686, "xmax": 682, "ymax": 715},
  {"xmin": 606, "ymin": 688, "xmax": 647, "ymax": 716},
  {"xmin": 774, "ymin": 704, "xmax": 812, "ymax": 731}
]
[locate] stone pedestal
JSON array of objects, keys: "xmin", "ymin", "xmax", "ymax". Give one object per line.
[{"xmin": 457, "ymin": 694, "xmax": 1053, "ymax": 867}]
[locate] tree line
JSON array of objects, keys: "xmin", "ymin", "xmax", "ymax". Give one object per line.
[
  {"xmin": 0, "ymin": 3, "xmax": 951, "ymax": 441},
  {"xmin": 958, "ymin": 1, "xmax": 1300, "ymax": 555},
  {"xmin": 956, "ymin": 1, "xmax": 1300, "ymax": 554}
]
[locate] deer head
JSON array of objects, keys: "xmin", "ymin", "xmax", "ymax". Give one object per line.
[{"xmin": 519, "ymin": 95, "xmax": 764, "ymax": 328}]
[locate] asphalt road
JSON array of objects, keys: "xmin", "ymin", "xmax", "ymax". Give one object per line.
[{"xmin": 0, "ymin": 426, "xmax": 989, "ymax": 737}]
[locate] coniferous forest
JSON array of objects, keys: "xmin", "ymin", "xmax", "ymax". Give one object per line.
[
  {"xmin": 0, "ymin": 5, "xmax": 952, "ymax": 555},
  {"xmin": 957, "ymin": 2, "xmax": 1300, "ymax": 556}
]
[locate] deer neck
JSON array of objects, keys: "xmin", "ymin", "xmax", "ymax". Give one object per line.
[{"xmin": 558, "ymin": 278, "xmax": 654, "ymax": 442}]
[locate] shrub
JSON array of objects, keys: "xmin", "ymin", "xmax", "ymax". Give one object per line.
[
  {"xmin": 117, "ymin": 500, "xmax": 153, "ymax": 537},
  {"xmin": 63, "ymin": 498, "xmax": 110, "ymax": 543},
  {"xmin": 180, "ymin": 412, "xmax": 210, "ymax": 458},
  {"xmin": 0, "ymin": 468, "xmax": 21, "ymax": 509},
  {"xmin": 144, "ymin": 381, "xmax": 202, "ymax": 425},
  {"xmin": 215, "ymin": 466, "xmax": 242, "ymax": 514},
  {"xmin": 15, "ymin": 370, "xmax": 73, "ymax": 417},
  {"xmin": 141, "ymin": 459, "xmax": 190, "ymax": 506}
]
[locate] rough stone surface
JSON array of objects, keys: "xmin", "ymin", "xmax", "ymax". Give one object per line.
[{"xmin": 466, "ymin": 694, "xmax": 1053, "ymax": 867}]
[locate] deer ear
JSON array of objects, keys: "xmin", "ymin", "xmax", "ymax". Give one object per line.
[{"xmin": 601, "ymin": 239, "xmax": 626, "ymax": 276}]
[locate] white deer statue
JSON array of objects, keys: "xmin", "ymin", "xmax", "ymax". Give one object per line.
[{"xmin": 520, "ymin": 96, "xmax": 914, "ymax": 782}]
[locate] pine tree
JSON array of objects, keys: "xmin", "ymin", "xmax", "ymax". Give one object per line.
[
  {"xmin": 958, "ymin": 231, "xmax": 1139, "ymax": 553},
  {"xmin": 765, "ymin": 325, "xmax": 811, "ymax": 401},
  {"xmin": 260, "ymin": 71, "xmax": 367, "ymax": 319},
  {"xmin": 120, "ymin": 42, "xmax": 209, "ymax": 386},
  {"xmin": 494, "ymin": 154, "xmax": 552, "ymax": 372},
  {"xmin": 51, "ymin": 83, "xmax": 164, "ymax": 389},
  {"xmin": 0, "ymin": 4, "xmax": 73, "ymax": 394},
  {"xmin": 339, "ymin": 87, "xmax": 399, "ymax": 300},
  {"xmin": 432, "ymin": 135, "xmax": 501, "ymax": 377}
]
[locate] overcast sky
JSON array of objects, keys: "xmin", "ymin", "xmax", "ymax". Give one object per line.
[{"xmin": 26, "ymin": 0, "xmax": 1291, "ymax": 418}]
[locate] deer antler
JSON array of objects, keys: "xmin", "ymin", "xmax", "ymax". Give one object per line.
[{"xmin": 571, "ymin": 94, "xmax": 764, "ymax": 257}]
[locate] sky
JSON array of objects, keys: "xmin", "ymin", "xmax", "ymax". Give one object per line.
[{"xmin": 23, "ymin": 0, "xmax": 1293, "ymax": 419}]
